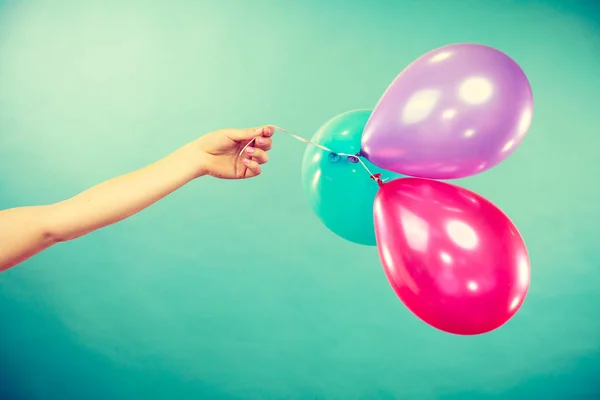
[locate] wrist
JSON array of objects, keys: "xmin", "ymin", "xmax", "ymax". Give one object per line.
[{"xmin": 176, "ymin": 141, "xmax": 208, "ymax": 179}]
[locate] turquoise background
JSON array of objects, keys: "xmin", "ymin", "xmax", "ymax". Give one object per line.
[{"xmin": 0, "ymin": 0, "xmax": 599, "ymax": 399}]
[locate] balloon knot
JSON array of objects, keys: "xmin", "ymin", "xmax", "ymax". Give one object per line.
[
  {"xmin": 328, "ymin": 153, "xmax": 341, "ymax": 163},
  {"xmin": 371, "ymin": 173, "xmax": 384, "ymax": 187}
]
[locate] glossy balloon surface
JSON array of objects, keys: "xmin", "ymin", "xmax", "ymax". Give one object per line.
[
  {"xmin": 362, "ymin": 43, "xmax": 534, "ymax": 179},
  {"xmin": 373, "ymin": 178, "xmax": 530, "ymax": 335},
  {"xmin": 302, "ymin": 110, "xmax": 400, "ymax": 246}
]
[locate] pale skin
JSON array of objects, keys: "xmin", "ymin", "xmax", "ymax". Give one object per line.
[{"xmin": 0, "ymin": 125, "xmax": 275, "ymax": 272}]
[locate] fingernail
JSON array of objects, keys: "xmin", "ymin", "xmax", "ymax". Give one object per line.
[
  {"xmin": 243, "ymin": 158, "xmax": 251, "ymax": 165},
  {"xmin": 257, "ymin": 137, "xmax": 265, "ymax": 144},
  {"xmin": 246, "ymin": 147, "xmax": 255, "ymax": 154}
]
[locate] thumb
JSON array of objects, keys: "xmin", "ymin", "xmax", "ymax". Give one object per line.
[{"xmin": 228, "ymin": 126, "xmax": 272, "ymax": 142}]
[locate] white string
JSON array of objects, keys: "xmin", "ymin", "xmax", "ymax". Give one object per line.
[{"xmin": 239, "ymin": 126, "xmax": 382, "ymax": 183}]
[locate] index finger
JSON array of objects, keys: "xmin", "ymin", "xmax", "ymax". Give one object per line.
[{"xmin": 260, "ymin": 125, "xmax": 275, "ymax": 137}]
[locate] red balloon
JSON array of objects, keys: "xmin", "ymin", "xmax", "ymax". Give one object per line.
[{"xmin": 373, "ymin": 178, "xmax": 530, "ymax": 335}]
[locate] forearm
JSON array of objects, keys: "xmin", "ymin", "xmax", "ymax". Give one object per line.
[
  {"xmin": 0, "ymin": 143, "xmax": 202, "ymax": 272},
  {"xmin": 48, "ymin": 142, "xmax": 202, "ymax": 242},
  {"xmin": 0, "ymin": 205, "xmax": 56, "ymax": 272}
]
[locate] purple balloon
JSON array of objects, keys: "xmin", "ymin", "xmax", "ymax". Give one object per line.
[{"xmin": 361, "ymin": 43, "xmax": 534, "ymax": 179}]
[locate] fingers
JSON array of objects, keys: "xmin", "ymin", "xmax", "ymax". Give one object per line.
[
  {"xmin": 242, "ymin": 157, "xmax": 261, "ymax": 176},
  {"xmin": 233, "ymin": 125, "xmax": 274, "ymax": 179},
  {"xmin": 254, "ymin": 136, "xmax": 272, "ymax": 151},
  {"xmin": 243, "ymin": 146, "xmax": 269, "ymax": 164},
  {"xmin": 258, "ymin": 125, "xmax": 275, "ymax": 137},
  {"xmin": 229, "ymin": 125, "xmax": 275, "ymax": 142}
]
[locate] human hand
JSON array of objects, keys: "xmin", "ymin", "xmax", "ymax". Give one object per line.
[{"xmin": 193, "ymin": 125, "xmax": 275, "ymax": 179}]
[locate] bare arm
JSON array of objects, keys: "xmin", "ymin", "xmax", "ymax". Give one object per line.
[
  {"xmin": 0, "ymin": 125, "xmax": 274, "ymax": 272},
  {"xmin": 0, "ymin": 143, "xmax": 200, "ymax": 272}
]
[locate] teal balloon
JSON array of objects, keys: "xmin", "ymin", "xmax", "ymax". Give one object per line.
[{"xmin": 301, "ymin": 109, "xmax": 401, "ymax": 246}]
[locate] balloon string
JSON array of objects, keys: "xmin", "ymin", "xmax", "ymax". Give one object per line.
[{"xmin": 239, "ymin": 126, "xmax": 386, "ymax": 186}]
